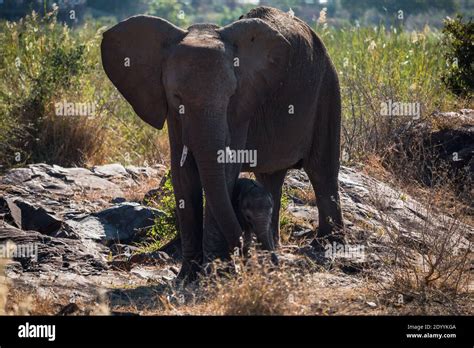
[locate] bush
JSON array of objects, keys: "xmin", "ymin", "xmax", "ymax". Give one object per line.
[
  {"xmin": 145, "ymin": 171, "xmax": 178, "ymax": 249},
  {"xmin": 147, "ymin": 0, "xmax": 190, "ymax": 28},
  {"xmin": 315, "ymin": 23, "xmax": 459, "ymax": 164},
  {"xmin": 441, "ymin": 15, "xmax": 473, "ymax": 97},
  {"xmin": 0, "ymin": 9, "xmax": 108, "ymax": 167},
  {"xmin": 0, "ymin": 9, "xmax": 169, "ymax": 170}
]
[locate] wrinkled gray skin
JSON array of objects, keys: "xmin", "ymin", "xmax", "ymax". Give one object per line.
[
  {"xmin": 232, "ymin": 178, "xmax": 274, "ymax": 253},
  {"xmin": 101, "ymin": 6, "xmax": 344, "ymax": 281}
]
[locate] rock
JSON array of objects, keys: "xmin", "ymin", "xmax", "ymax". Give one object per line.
[
  {"xmin": 0, "ymin": 168, "xmax": 35, "ymax": 185},
  {"xmin": 65, "ymin": 203, "xmax": 164, "ymax": 244},
  {"xmin": 0, "ymin": 163, "xmax": 123, "ymax": 197},
  {"xmin": 366, "ymin": 301, "xmax": 377, "ymax": 308},
  {"xmin": 92, "ymin": 163, "xmax": 128, "ymax": 178},
  {"xmin": 388, "ymin": 112, "xmax": 473, "ymax": 194},
  {"xmin": 111, "ymin": 197, "xmax": 126, "ymax": 204},
  {"xmin": 129, "ymin": 250, "xmax": 170, "ymax": 265},
  {"xmin": 125, "ymin": 165, "xmax": 165, "ymax": 179},
  {"xmin": 6, "ymin": 197, "xmax": 62, "ymax": 235},
  {"xmin": 0, "ymin": 221, "xmax": 108, "ymax": 275},
  {"xmin": 429, "ymin": 125, "xmax": 473, "ymax": 177},
  {"xmin": 109, "ymin": 244, "xmax": 139, "ymax": 256}
]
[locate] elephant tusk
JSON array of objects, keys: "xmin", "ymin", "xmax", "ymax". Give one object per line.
[
  {"xmin": 180, "ymin": 145, "xmax": 188, "ymax": 167},
  {"xmin": 225, "ymin": 146, "xmax": 234, "ymax": 162}
]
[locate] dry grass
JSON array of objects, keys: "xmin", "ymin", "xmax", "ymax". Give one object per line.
[
  {"xmin": 200, "ymin": 254, "xmax": 306, "ymax": 315},
  {"xmin": 3, "ymin": 282, "xmax": 111, "ymax": 316},
  {"xmin": 364, "ymin": 175, "xmax": 472, "ymax": 314},
  {"xmin": 363, "ymin": 154, "xmax": 473, "ymax": 225},
  {"xmin": 135, "ymin": 252, "xmax": 380, "ymax": 316},
  {"xmin": 121, "ymin": 176, "xmax": 164, "ymax": 203}
]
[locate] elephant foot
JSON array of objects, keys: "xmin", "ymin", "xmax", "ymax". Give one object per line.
[
  {"xmin": 310, "ymin": 234, "xmax": 345, "ymax": 251},
  {"xmin": 310, "ymin": 225, "xmax": 346, "ymax": 255},
  {"xmin": 314, "ymin": 220, "xmax": 345, "ymax": 243},
  {"xmin": 176, "ymin": 260, "xmax": 202, "ymax": 285},
  {"xmin": 270, "ymin": 252, "xmax": 279, "ymax": 266}
]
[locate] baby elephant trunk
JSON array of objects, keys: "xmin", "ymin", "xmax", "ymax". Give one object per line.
[
  {"xmin": 252, "ymin": 212, "xmax": 275, "ymax": 251},
  {"xmin": 252, "ymin": 213, "xmax": 279, "ymax": 265}
]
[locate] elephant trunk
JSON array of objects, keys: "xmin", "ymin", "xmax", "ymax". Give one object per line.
[
  {"xmin": 196, "ymin": 156, "xmax": 242, "ymax": 252},
  {"xmin": 189, "ymin": 111, "xmax": 242, "ymax": 253},
  {"xmin": 252, "ymin": 213, "xmax": 275, "ymax": 251}
]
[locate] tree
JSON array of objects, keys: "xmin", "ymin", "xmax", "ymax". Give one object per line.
[{"xmin": 147, "ymin": 0, "xmax": 190, "ymax": 27}]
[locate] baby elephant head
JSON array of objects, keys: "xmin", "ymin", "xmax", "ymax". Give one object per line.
[{"xmin": 233, "ymin": 178, "xmax": 275, "ymax": 252}]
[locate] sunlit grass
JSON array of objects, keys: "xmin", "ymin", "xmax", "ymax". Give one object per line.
[{"xmin": 0, "ymin": 11, "xmax": 468, "ymax": 170}]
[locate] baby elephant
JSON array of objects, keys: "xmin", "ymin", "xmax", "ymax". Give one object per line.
[{"xmin": 232, "ymin": 178, "xmax": 275, "ymax": 254}]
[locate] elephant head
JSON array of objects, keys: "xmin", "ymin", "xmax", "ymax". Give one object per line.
[
  {"xmin": 233, "ymin": 178, "xmax": 275, "ymax": 251},
  {"xmin": 101, "ymin": 15, "xmax": 290, "ymax": 251}
]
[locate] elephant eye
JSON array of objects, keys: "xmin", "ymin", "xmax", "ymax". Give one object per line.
[{"xmin": 172, "ymin": 93, "xmax": 182, "ymax": 103}]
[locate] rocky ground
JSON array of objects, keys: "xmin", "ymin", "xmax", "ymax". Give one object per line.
[{"xmin": 0, "ymin": 162, "xmax": 472, "ymax": 315}]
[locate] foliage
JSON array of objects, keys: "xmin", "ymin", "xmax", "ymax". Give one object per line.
[
  {"xmin": 147, "ymin": 0, "xmax": 191, "ymax": 28},
  {"xmin": 0, "ymin": 7, "xmax": 469, "ymax": 188},
  {"xmin": 0, "ymin": 8, "xmax": 168, "ymax": 169},
  {"xmin": 441, "ymin": 15, "xmax": 473, "ymax": 97},
  {"xmin": 314, "ymin": 23, "xmax": 465, "ymax": 164},
  {"xmin": 340, "ymin": 0, "xmax": 458, "ymax": 18},
  {"xmin": 147, "ymin": 171, "xmax": 178, "ymax": 248},
  {"xmin": 0, "ymin": 9, "xmax": 94, "ymax": 166}
]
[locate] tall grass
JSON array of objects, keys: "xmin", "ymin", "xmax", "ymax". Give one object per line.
[
  {"xmin": 315, "ymin": 23, "xmax": 467, "ymax": 164},
  {"xmin": 0, "ymin": 9, "xmax": 468, "ymax": 173},
  {"xmin": 0, "ymin": 9, "xmax": 167, "ymax": 170}
]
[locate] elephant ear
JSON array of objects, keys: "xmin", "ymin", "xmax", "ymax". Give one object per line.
[
  {"xmin": 218, "ymin": 19, "xmax": 290, "ymax": 112},
  {"xmin": 101, "ymin": 15, "xmax": 186, "ymax": 129}
]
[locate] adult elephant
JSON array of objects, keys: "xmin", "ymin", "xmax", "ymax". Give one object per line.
[{"xmin": 101, "ymin": 6, "xmax": 344, "ymax": 280}]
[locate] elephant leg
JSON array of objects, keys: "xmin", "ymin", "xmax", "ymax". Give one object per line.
[
  {"xmin": 255, "ymin": 169, "xmax": 287, "ymax": 247},
  {"xmin": 168, "ymin": 121, "xmax": 204, "ymax": 281},
  {"xmin": 202, "ymin": 203, "xmax": 232, "ymax": 263},
  {"xmin": 304, "ymin": 69, "xmax": 344, "ymax": 246},
  {"xmin": 304, "ymin": 163, "xmax": 343, "ymax": 244},
  {"xmin": 202, "ymin": 161, "xmax": 244, "ymax": 263},
  {"xmin": 202, "ymin": 125, "xmax": 249, "ymax": 263}
]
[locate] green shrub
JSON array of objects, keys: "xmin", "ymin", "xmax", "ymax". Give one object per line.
[
  {"xmin": 314, "ymin": 23, "xmax": 465, "ymax": 164},
  {"xmin": 0, "ymin": 8, "xmax": 469, "ymax": 182},
  {"xmin": 147, "ymin": 0, "xmax": 190, "ymax": 28},
  {"xmin": 146, "ymin": 171, "xmax": 178, "ymax": 248},
  {"xmin": 0, "ymin": 9, "xmax": 169, "ymax": 170},
  {"xmin": 0, "ymin": 9, "xmax": 107, "ymax": 167},
  {"xmin": 441, "ymin": 15, "xmax": 473, "ymax": 97}
]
